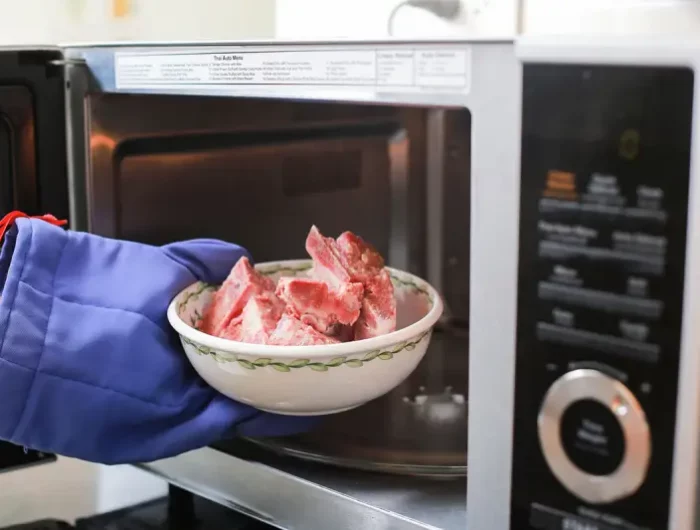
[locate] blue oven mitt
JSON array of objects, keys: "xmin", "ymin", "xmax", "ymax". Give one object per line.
[{"xmin": 0, "ymin": 218, "xmax": 316, "ymax": 464}]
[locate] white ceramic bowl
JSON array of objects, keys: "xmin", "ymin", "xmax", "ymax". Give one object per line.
[{"xmin": 167, "ymin": 260, "xmax": 443, "ymax": 416}]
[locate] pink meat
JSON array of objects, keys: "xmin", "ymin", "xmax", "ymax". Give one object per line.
[
  {"xmin": 276, "ymin": 277, "xmax": 363, "ymax": 334},
  {"xmin": 200, "ymin": 257, "xmax": 276, "ymax": 337},
  {"xmin": 221, "ymin": 292, "xmax": 284, "ymax": 344},
  {"xmin": 353, "ymin": 269, "xmax": 397, "ymax": 340},
  {"xmin": 269, "ymin": 314, "xmax": 341, "ymax": 346},
  {"xmin": 334, "ymin": 230, "xmax": 396, "ymax": 340},
  {"xmin": 336, "ymin": 231, "xmax": 385, "ymax": 284},
  {"xmin": 199, "ymin": 227, "xmax": 397, "ymax": 345},
  {"xmin": 327, "ymin": 323, "xmax": 354, "ymax": 343},
  {"xmin": 305, "ymin": 225, "xmax": 352, "ymax": 290}
]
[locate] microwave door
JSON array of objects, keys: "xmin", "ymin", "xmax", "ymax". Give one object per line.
[
  {"xmin": 0, "ymin": 47, "xmax": 68, "ymax": 472},
  {"xmin": 0, "ymin": 48, "xmax": 69, "ymax": 219}
]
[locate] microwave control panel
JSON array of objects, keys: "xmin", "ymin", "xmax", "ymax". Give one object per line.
[{"xmin": 510, "ymin": 63, "xmax": 694, "ymax": 529}]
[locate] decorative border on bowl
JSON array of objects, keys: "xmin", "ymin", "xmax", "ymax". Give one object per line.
[
  {"xmin": 176, "ymin": 282, "xmax": 217, "ymax": 322},
  {"xmin": 181, "ymin": 330, "xmax": 431, "ymax": 372},
  {"xmin": 174, "ymin": 262, "xmax": 435, "ymax": 371}
]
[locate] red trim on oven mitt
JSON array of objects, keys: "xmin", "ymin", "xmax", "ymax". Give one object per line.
[{"xmin": 0, "ymin": 211, "xmax": 67, "ymax": 243}]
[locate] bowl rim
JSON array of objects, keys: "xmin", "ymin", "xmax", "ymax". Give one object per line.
[{"xmin": 167, "ymin": 259, "xmax": 444, "ymax": 358}]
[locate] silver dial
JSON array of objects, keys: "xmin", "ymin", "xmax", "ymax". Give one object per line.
[{"xmin": 538, "ymin": 368, "xmax": 651, "ymax": 504}]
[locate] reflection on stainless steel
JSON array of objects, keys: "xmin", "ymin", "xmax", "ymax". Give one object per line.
[
  {"xmin": 441, "ymin": 110, "xmax": 471, "ymax": 325},
  {"xmin": 85, "ymin": 94, "xmax": 456, "ymax": 276},
  {"xmin": 139, "ymin": 443, "xmax": 466, "ymax": 530},
  {"xmin": 388, "ymin": 128, "xmax": 411, "ymax": 271},
  {"xmin": 248, "ymin": 330, "xmax": 468, "ymax": 477},
  {"xmin": 426, "ymin": 109, "xmax": 446, "ymax": 296},
  {"xmin": 86, "ymin": 94, "xmax": 469, "ymax": 273},
  {"xmin": 65, "ymin": 61, "xmax": 95, "ymax": 231}
]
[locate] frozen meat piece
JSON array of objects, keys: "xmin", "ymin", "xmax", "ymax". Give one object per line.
[
  {"xmin": 269, "ymin": 314, "xmax": 341, "ymax": 346},
  {"xmin": 327, "ymin": 323, "xmax": 354, "ymax": 343},
  {"xmin": 221, "ymin": 292, "xmax": 284, "ymax": 344},
  {"xmin": 354, "ymin": 269, "xmax": 397, "ymax": 340},
  {"xmin": 276, "ymin": 277, "xmax": 364, "ymax": 334},
  {"xmin": 200, "ymin": 257, "xmax": 276, "ymax": 337},
  {"xmin": 306, "ymin": 226, "xmax": 396, "ymax": 340},
  {"xmin": 220, "ymin": 321, "xmax": 244, "ymax": 342},
  {"xmin": 336, "ymin": 231, "xmax": 385, "ymax": 284},
  {"xmin": 305, "ymin": 225, "xmax": 352, "ymax": 290}
]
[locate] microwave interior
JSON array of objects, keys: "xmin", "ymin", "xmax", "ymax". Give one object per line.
[
  {"xmin": 84, "ymin": 93, "xmax": 472, "ymax": 472},
  {"xmin": 0, "ymin": 43, "xmax": 474, "ymax": 476},
  {"xmin": 86, "ymin": 94, "xmax": 470, "ymax": 301}
]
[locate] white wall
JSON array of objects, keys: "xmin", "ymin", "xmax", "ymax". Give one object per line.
[
  {"xmin": 0, "ymin": 0, "xmax": 276, "ymax": 45},
  {"xmin": 525, "ymin": 0, "xmax": 700, "ymax": 35},
  {"xmin": 0, "ymin": 458, "xmax": 168, "ymax": 526},
  {"xmin": 96, "ymin": 465, "xmax": 168, "ymax": 514},
  {"xmin": 276, "ymin": 0, "xmax": 700, "ymax": 40},
  {"xmin": 275, "ymin": 0, "xmax": 519, "ymax": 40},
  {"xmin": 0, "ymin": 458, "xmax": 97, "ymax": 527}
]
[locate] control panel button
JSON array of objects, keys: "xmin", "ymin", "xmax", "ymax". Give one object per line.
[
  {"xmin": 560, "ymin": 399, "xmax": 625, "ymax": 476},
  {"xmin": 530, "ymin": 503, "xmax": 651, "ymax": 530},
  {"xmin": 538, "ymin": 282, "xmax": 663, "ymax": 319},
  {"xmin": 538, "ymin": 369, "xmax": 651, "ymax": 504},
  {"xmin": 536, "ymin": 323, "xmax": 660, "ymax": 363}
]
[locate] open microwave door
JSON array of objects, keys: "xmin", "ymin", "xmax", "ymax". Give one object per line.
[
  {"xmin": 0, "ymin": 48, "xmax": 68, "ymax": 219},
  {"xmin": 0, "ymin": 47, "xmax": 68, "ymax": 472}
]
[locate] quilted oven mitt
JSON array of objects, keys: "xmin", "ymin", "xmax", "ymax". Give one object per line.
[{"xmin": 0, "ymin": 215, "xmax": 316, "ymax": 464}]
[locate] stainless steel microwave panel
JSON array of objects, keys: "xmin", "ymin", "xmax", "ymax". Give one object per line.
[{"xmin": 486, "ymin": 36, "xmax": 700, "ymax": 530}]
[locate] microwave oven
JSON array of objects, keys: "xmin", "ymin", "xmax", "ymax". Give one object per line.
[
  {"xmin": 0, "ymin": 37, "xmax": 698, "ymax": 530},
  {"xmin": 0, "ymin": 40, "xmax": 505, "ymax": 530}
]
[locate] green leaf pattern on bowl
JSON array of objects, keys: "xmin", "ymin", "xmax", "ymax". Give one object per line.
[
  {"xmin": 177, "ymin": 262, "xmax": 434, "ymax": 372},
  {"xmin": 180, "ymin": 330, "xmax": 431, "ymax": 371}
]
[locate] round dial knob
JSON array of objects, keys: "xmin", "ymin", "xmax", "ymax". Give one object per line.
[{"xmin": 538, "ymin": 368, "xmax": 651, "ymax": 504}]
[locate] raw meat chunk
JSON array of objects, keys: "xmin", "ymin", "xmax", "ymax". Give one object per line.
[
  {"xmin": 332, "ymin": 229, "xmax": 396, "ymax": 340},
  {"xmin": 197, "ymin": 226, "xmax": 398, "ymax": 345},
  {"xmin": 353, "ymin": 269, "xmax": 397, "ymax": 340},
  {"xmin": 305, "ymin": 225, "xmax": 352, "ymax": 289},
  {"xmin": 336, "ymin": 231, "xmax": 385, "ymax": 284},
  {"xmin": 200, "ymin": 257, "xmax": 276, "ymax": 336},
  {"xmin": 269, "ymin": 314, "xmax": 341, "ymax": 346},
  {"xmin": 222, "ymin": 292, "xmax": 284, "ymax": 344},
  {"xmin": 327, "ymin": 323, "xmax": 354, "ymax": 343},
  {"xmin": 276, "ymin": 277, "xmax": 363, "ymax": 334}
]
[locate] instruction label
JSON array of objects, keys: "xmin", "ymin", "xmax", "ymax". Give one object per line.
[{"xmin": 114, "ymin": 47, "xmax": 470, "ymax": 94}]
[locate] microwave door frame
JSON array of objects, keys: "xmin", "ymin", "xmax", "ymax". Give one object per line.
[
  {"xmin": 0, "ymin": 46, "xmax": 69, "ymax": 473},
  {"xmin": 62, "ymin": 40, "xmax": 520, "ymax": 530}
]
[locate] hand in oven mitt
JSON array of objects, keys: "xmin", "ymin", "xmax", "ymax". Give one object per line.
[{"xmin": 0, "ymin": 217, "xmax": 316, "ymax": 464}]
